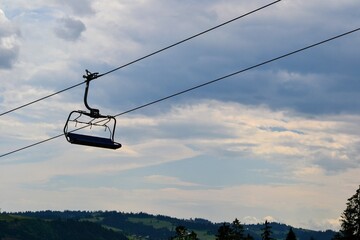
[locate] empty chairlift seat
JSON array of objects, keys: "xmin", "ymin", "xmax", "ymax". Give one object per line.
[
  {"xmin": 63, "ymin": 70, "xmax": 122, "ymax": 150},
  {"xmin": 66, "ymin": 132, "xmax": 122, "ymax": 150}
]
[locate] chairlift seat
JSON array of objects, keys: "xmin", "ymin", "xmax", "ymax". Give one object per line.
[
  {"xmin": 63, "ymin": 70, "xmax": 122, "ymax": 150},
  {"xmin": 66, "ymin": 132, "xmax": 122, "ymax": 150}
]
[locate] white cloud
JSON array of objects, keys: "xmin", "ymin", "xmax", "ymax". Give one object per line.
[
  {"xmin": 306, "ymin": 217, "xmax": 341, "ymax": 232},
  {"xmin": 120, "ymin": 100, "xmax": 360, "ymax": 174},
  {"xmin": 54, "ymin": 17, "xmax": 86, "ymax": 41},
  {"xmin": 0, "ymin": 9, "xmax": 20, "ymax": 69},
  {"xmin": 144, "ymin": 175, "xmax": 200, "ymax": 187},
  {"xmin": 57, "ymin": 0, "xmax": 95, "ymax": 16},
  {"xmin": 263, "ymin": 215, "xmax": 278, "ymax": 223},
  {"xmin": 243, "ymin": 216, "xmax": 260, "ymax": 224}
]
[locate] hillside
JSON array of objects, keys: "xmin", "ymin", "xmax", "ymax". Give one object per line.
[
  {"xmin": 6, "ymin": 211, "xmax": 337, "ymax": 240},
  {"xmin": 0, "ymin": 213, "xmax": 127, "ymax": 240}
]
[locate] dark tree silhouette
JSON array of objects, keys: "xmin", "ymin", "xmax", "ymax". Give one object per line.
[
  {"xmin": 232, "ymin": 218, "xmax": 245, "ymax": 240},
  {"xmin": 175, "ymin": 226, "xmax": 187, "ymax": 238},
  {"xmin": 216, "ymin": 219, "xmax": 253, "ymax": 240},
  {"xmin": 170, "ymin": 225, "xmax": 199, "ymax": 240},
  {"xmin": 245, "ymin": 233, "xmax": 255, "ymax": 240},
  {"xmin": 332, "ymin": 232, "xmax": 342, "ymax": 240},
  {"xmin": 188, "ymin": 231, "xmax": 199, "ymax": 240},
  {"xmin": 216, "ymin": 222, "xmax": 233, "ymax": 240},
  {"xmin": 286, "ymin": 227, "xmax": 297, "ymax": 240},
  {"xmin": 261, "ymin": 220, "xmax": 274, "ymax": 240},
  {"xmin": 336, "ymin": 185, "xmax": 360, "ymax": 240}
]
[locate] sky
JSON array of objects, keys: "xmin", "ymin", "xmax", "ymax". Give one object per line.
[{"xmin": 0, "ymin": 0, "xmax": 359, "ymax": 231}]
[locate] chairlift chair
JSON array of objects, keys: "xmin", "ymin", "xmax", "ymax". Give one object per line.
[{"xmin": 63, "ymin": 70, "xmax": 122, "ymax": 150}]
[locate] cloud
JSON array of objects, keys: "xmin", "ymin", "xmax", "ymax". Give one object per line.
[
  {"xmin": 54, "ymin": 17, "xmax": 86, "ymax": 41},
  {"xmin": 55, "ymin": 0, "xmax": 95, "ymax": 16},
  {"xmin": 144, "ymin": 175, "xmax": 201, "ymax": 187},
  {"xmin": 306, "ymin": 218, "xmax": 341, "ymax": 232},
  {"xmin": 263, "ymin": 215, "xmax": 278, "ymax": 223},
  {"xmin": 243, "ymin": 216, "xmax": 260, "ymax": 224},
  {"xmin": 1, "ymin": 99, "xmax": 359, "ymax": 230},
  {"xmin": 118, "ymin": 100, "xmax": 360, "ymax": 174},
  {"xmin": 0, "ymin": 9, "xmax": 20, "ymax": 69},
  {"xmin": 242, "ymin": 215, "xmax": 279, "ymax": 224}
]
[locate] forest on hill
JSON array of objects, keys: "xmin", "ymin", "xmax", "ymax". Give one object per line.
[
  {"xmin": 0, "ymin": 213, "xmax": 127, "ymax": 240},
  {"xmin": 0, "ymin": 210, "xmax": 337, "ymax": 240}
]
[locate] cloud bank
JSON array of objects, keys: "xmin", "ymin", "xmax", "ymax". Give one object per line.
[{"xmin": 0, "ymin": 9, "xmax": 20, "ymax": 69}]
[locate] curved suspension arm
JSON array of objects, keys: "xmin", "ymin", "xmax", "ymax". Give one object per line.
[{"xmin": 83, "ymin": 70, "xmax": 100, "ymax": 117}]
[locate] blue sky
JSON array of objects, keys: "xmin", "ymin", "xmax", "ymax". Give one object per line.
[{"xmin": 0, "ymin": 0, "xmax": 360, "ymax": 231}]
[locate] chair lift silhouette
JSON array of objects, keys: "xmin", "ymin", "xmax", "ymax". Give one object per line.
[{"xmin": 63, "ymin": 70, "xmax": 122, "ymax": 150}]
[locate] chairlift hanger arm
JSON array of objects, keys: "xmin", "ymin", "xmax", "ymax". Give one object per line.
[{"xmin": 83, "ymin": 70, "xmax": 101, "ymax": 118}]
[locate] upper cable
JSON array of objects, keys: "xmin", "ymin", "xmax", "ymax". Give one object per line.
[
  {"xmin": 0, "ymin": 0, "xmax": 282, "ymax": 117},
  {"xmin": 0, "ymin": 26, "xmax": 359, "ymax": 158}
]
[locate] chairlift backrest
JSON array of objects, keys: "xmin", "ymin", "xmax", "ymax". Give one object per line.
[{"xmin": 64, "ymin": 110, "xmax": 122, "ymax": 150}]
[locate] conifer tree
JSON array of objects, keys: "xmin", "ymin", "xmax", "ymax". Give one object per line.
[
  {"xmin": 332, "ymin": 232, "xmax": 342, "ymax": 240},
  {"xmin": 285, "ymin": 227, "xmax": 297, "ymax": 240},
  {"xmin": 245, "ymin": 233, "xmax": 254, "ymax": 240},
  {"xmin": 261, "ymin": 220, "xmax": 274, "ymax": 240},
  {"xmin": 232, "ymin": 218, "xmax": 245, "ymax": 240},
  {"xmin": 216, "ymin": 219, "xmax": 250, "ymax": 240},
  {"xmin": 188, "ymin": 231, "xmax": 199, "ymax": 240},
  {"xmin": 216, "ymin": 222, "xmax": 233, "ymax": 240},
  {"xmin": 171, "ymin": 226, "xmax": 199, "ymax": 240},
  {"xmin": 334, "ymin": 185, "xmax": 360, "ymax": 240}
]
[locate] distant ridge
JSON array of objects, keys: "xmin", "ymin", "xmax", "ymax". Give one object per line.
[
  {"xmin": 0, "ymin": 212, "xmax": 127, "ymax": 240},
  {"xmin": 3, "ymin": 210, "xmax": 337, "ymax": 240}
]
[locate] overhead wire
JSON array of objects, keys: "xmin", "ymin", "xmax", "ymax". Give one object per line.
[
  {"xmin": 113, "ymin": 28, "xmax": 360, "ymax": 117},
  {"xmin": 97, "ymin": 0, "xmax": 282, "ymax": 78},
  {"xmin": 0, "ymin": 0, "xmax": 282, "ymax": 118},
  {"xmin": 0, "ymin": 26, "xmax": 359, "ymax": 159},
  {"xmin": 0, "ymin": 83, "xmax": 84, "ymax": 117}
]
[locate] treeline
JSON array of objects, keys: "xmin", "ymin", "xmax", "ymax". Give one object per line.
[
  {"xmin": 12, "ymin": 210, "xmax": 218, "ymax": 240},
  {"xmin": 0, "ymin": 216, "xmax": 127, "ymax": 240},
  {"xmin": 8, "ymin": 210, "xmax": 337, "ymax": 240},
  {"xmin": 173, "ymin": 219, "xmax": 321, "ymax": 240},
  {"xmin": 4, "ymin": 184, "xmax": 360, "ymax": 240}
]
